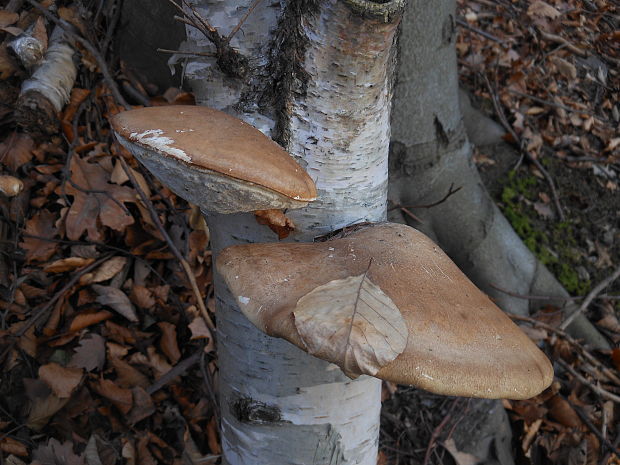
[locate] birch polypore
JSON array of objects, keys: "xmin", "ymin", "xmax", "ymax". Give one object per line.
[
  {"xmin": 110, "ymin": 106, "xmax": 316, "ymax": 213},
  {"xmin": 217, "ymin": 222, "xmax": 554, "ymax": 400}
]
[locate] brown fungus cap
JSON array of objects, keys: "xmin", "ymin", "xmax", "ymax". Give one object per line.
[
  {"xmin": 111, "ymin": 106, "xmax": 316, "ymax": 213},
  {"xmin": 217, "ymin": 223, "xmax": 554, "ymax": 400}
]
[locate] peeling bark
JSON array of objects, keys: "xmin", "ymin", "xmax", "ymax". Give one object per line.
[
  {"xmin": 15, "ymin": 27, "xmax": 77, "ymax": 135},
  {"xmin": 184, "ymin": 0, "xmax": 404, "ymax": 463}
]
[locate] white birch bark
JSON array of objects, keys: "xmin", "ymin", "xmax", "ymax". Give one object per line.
[{"xmin": 182, "ymin": 0, "xmax": 404, "ymax": 463}]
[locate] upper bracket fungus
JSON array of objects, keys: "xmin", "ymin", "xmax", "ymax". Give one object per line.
[
  {"xmin": 217, "ymin": 222, "xmax": 554, "ymax": 400},
  {"xmin": 110, "ymin": 105, "xmax": 316, "ymax": 214}
]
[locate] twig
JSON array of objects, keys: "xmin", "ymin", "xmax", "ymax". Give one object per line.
[
  {"xmin": 226, "ymin": 0, "xmax": 264, "ymax": 41},
  {"xmin": 422, "ymin": 398, "xmax": 460, "ymax": 465},
  {"xmin": 25, "ymin": 0, "xmax": 131, "ymax": 110},
  {"xmin": 570, "ymin": 401, "xmax": 620, "ymax": 458},
  {"xmin": 0, "ymin": 254, "xmax": 111, "ymax": 363},
  {"xmin": 600, "ymin": 430, "xmax": 620, "ymax": 465},
  {"xmin": 556, "ymin": 359, "xmax": 620, "ymax": 404},
  {"xmin": 508, "ymin": 313, "xmax": 620, "ymax": 386},
  {"xmin": 481, "ymin": 73, "xmax": 565, "ymax": 220},
  {"xmin": 118, "ymin": 157, "xmax": 215, "ymax": 331},
  {"xmin": 507, "ymin": 89, "xmax": 599, "ymax": 117},
  {"xmin": 157, "ymin": 48, "xmax": 216, "ymax": 57},
  {"xmin": 456, "ymin": 17, "xmax": 504, "ymax": 43},
  {"xmin": 146, "ymin": 351, "xmax": 202, "ymax": 395},
  {"xmin": 538, "ymin": 29, "xmax": 586, "ymax": 57},
  {"xmin": 560, "ymin": 264, "xmax": 620, "ymax": 330}
]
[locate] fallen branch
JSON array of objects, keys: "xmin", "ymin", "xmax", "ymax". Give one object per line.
[
  {"xmin": 15, "ymin": 26, "xmax": 77, "ymax": 135},
  {"xmin": 146, "ymin": 351, "xmax": 202, "ymax": 395},
  {"xmin": 538, "ymin": 30, "xmax": 586, "ymax": 57}
]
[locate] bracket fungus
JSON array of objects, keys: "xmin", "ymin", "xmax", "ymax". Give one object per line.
[
  {"xmin": 217, "ymin": 222, "xmax": 554, "ymax": 400},
  {"xmin": 110, "ymin": 105, "xmax": 316, "ymax": 214}
]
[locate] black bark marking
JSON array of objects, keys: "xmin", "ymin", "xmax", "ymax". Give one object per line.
[{"xmin": 231, "ymin": 396, "xmax": 288, "ymax": 424}]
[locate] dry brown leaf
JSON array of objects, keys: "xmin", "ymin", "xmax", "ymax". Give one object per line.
[
  {"xmin": 44, "ymin": 256, "xmax": 95, "ymax": 273},
  {"xmin": 293, "ymin": 273, "xmax": 408, "ymax": 378},
  {"xmin": 443, "ymin": 439, "xmax": 479, "ymax": 465},
  {"xmin": 64, "ymin": 154, "xmax": 135, "ymax": 241},
  {"xmin": 527, "ymin": 1, "xmax": 561, "ymax": 19},
  {"xmin": 38, "ymin": 363, "xmax": 84, "ymax": 398},
  {"xmin": 0, "ymin": 43, "xmax": 18, "ymax": 79},
  {"xmin": 0, "ymin": 175, "xmax": 23, "ymax": 197},
  {"xmin": 129, "ymin": 346, "xmax": 173, "ymax": 379},
  {"xmin": 69, "ymin": 310, "xmax": 113, "ymax": 332},
  {"xmin": 131, "ymin": 284, "xmax": 156, "ymax": 309},
  {"xmin": 612, "ymin": 349, "xmax": 620, "ymax": 371},
  {"xmin": 254, "ymin": 209, "xmax": 296, "ymax": 239},
  {"xmin": 0, "ymin": 437, "xmax": 28, "ymax": 457},
  {"xmin": 0, "ymin": 11, "xmax": 19, "ymax": 28},
  {"xmin": 85, "ymin": 256, "xmax": 128, "ymax": 284},
  {"xmin": 158, "ymin": 321, "xmax": 181, "ymax": 364},
  {"xmin": 32, "ymin": 438, "xmax": 85, "ymax": 465},
  {"xmin": 188, "ymin": 316, "xmax": 211, "ymax": 341},
  {"xmin": 0, "ymin": 132, "xmax": 34, "ymax": 171},
  {"xmin": 109, "ymin": 356, "xmax": 150, "ymax": 389},
  {"xmin": 20, "ymin": 209, "xmax": 59, "ymax": 263},
  {"xmin": 92, "ymin": 285, "xmax": 138, "ymax": 322},
  {"xmin": 127, "ymin": 387, "xmax": 155, "ymax": 424},
  {"xmin": 70, "ymin": 333, "xmax": 106, "ymax": 372},
  {"xmin": 94, "ymin": 378, "xmax": 133, "ymax": 414},
  {"xmin": 550, "ymin": 56, "xmax": 577, "ymax": 80},
  {"xmin": 547, "ymin": 395, "xmax": 582, "ymax": 428},
  {"xmin": 24, "ymin": 379, "xmax": 69, "ymax": 431}
]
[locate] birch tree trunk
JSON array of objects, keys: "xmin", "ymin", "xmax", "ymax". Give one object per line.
[{"xmin": 182, "ymin": 1, "xmax": 404, "ymax": 463}]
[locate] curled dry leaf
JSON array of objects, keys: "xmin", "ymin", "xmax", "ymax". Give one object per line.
[
  {"xmin": 92, "ymin": 284, "xmax": 138, "ymax": 322},
  {"xmin": 254, "ymin": 209, "xmax": 296, "ymax": 239},
  {"xmin": 93, "ymin": 378, "xmax": 133, "ymax": 415},
  {"xmin": 0, "ymin": 175, "xmax": 23, "ymax": 197},
  {"xmin": 293, "ymin": 273, "xmax": 408, "ymax": 378},
  {"xmin": 38, "ymin": 362, "xmax": 83, "ymax": 398},
  {"xmin": 43, "ymin": 256, "xmax": 95, "ymax": 273},
  {"xmin": 82, "ymin": 256, "xmax": 128, "ymax": 285},
  {"xmin": 527, "ymin": 1, "xmax": 561, "ymax": 19}
]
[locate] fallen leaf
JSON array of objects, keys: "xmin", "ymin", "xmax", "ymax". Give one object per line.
[
  {"xmin": 131, "ymin": 284, "xmax": 156, "ymax": 309},
  {"xmin": 93, "ymin": 378, "xmax": 133, "ymax": 414},
  {"xmin": 442, "ymin": 438, "xmax": 480, "ymax": 465},
  {"xmin": 158, "ymin": 322, "xmax": 181, "ymax": 364},
  {"xmin": 44, "ymin": 256, "xmax": 95, "ymax": 273},
  {"xmin": 32, "ymin": 438, "xmax": 85, "ymax": 465},
  {"xmin": 38, "ymin": 363, "xmax": 83, "ymax": 398},
  {"xmin": 92, "ymin": 285, "xmax": 138, "ymax": 322},
  {"xmin": 127, "ymin": 387, "xmax": 155, "ymax": 424},
  {"xmin": 612, "ymin": 349, "xmax": 620, "ymax": 371},
  {"xmin": 527, "ymin": 1, "xmax": 561, "ymax": 19},
  {"xmin": 0, "ymin": 437, "xmax": 28, "ymax": 457},
  {"xmin": 24, "ymin": 379, "xmax": 69, "ymax": 431},
  {"xmin": 109, "ymin": 356, "xmax": 150, "ymax": 389},
  {"xmin": 550, "ymin": 56, "xmax": 577, "ymax": 80},
  {"xmin": 0, "ymin": 11, "xmax": 19, "ymax": 28},
  {"xmin": 64, "ymin": 154, "xmax": 135, "ymax": 241},
  {"xmin": 0, "ymin": 132, "xmax": 34, "ymax": 171},
  {"xmin": 188, "ymin": 317, "xmax": 211, "ymax": 341},
  {"xmin": 293, "ymin": 272, "xmax": 408, "ymax": 378},
  {"xmin": 547, "ymin": 395, "xmax": 582, "ymax": 428},
  {"xmin": 70, "ymin": 333, "xmax": 106, "ymax": 372},
  {"xmin": 20, "ymin": 209, "xmax": 58, "ymax": 263},
  {"xmin": 84, "ymin": 256, "xmax": 128, "ymax": 284},
  {"xmin": 69, "ymin": 310, "xmax": 113, "ymax": 332},
  {"xmin": 254, "ymin": 209, "xmax": 296, "ymax": 239}
]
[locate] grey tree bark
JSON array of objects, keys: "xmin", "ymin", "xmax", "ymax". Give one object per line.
[
  {"xmin": 181, "ymin": 0, "xmax": 404, "ymax": 463},
  {"xmin": 389, "ymin": 0, "xmax": 608, "ymax": 350}
]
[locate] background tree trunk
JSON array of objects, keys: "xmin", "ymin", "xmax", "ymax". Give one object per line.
[
  {"xmin": 389, "ymin": 0, "xmax": 608, "ymax": 350},
  {"xmin": 182, "ymin": 1, "xmax": 404, "ymax": 463}
]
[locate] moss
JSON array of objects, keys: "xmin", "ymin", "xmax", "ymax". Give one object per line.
[{"xmin": 499, "ymin": 169, "xmax": 591, "ymax": 295}]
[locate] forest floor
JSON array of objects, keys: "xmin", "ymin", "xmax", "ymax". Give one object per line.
[{"xmin": 0, "ymin": 0, "xmax": 618, "ymax": 465}]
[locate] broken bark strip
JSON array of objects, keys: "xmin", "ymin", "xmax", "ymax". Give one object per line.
[{"xmin": 15, "ymin": 27, "xmax": 77, "ymax": 135}]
